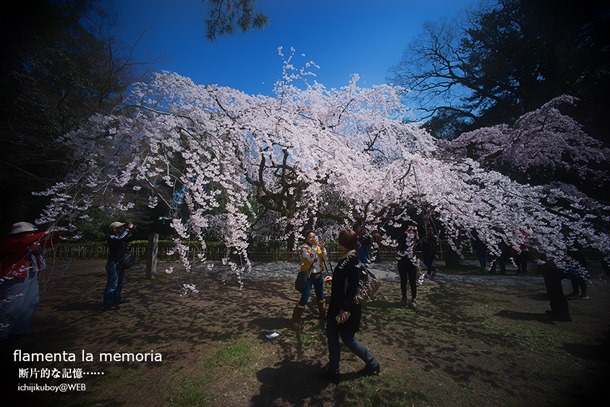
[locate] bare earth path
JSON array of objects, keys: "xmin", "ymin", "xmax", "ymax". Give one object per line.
[{"xmin": 2, "ymin": 258, "xmax": 609, "ymax": 406}]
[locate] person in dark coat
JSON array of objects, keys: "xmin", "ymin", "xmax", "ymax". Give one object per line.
[
  {"xmin": 420, "ymin": 225, "xmax": 439, "ymax": 279},
  {"xmin": 396, "ymin": 224, "xmax": 419, "ymax": 308},
  {"xmin": 321, "ymin": 228, "xmax": 380, "ymax": 383},
  {"xmin": 102, "ymin": 221, "xmax": 136, "ymax": 311}
]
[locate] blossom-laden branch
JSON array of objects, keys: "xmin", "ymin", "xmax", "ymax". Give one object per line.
[{"xmin": 36, "ymin": 65, "xmax": 609, "ymax": 278}]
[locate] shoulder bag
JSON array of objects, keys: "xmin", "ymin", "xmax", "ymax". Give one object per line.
[{"xmin": 118, "ymin": 251, "xmax": 135, "ymax": 270}]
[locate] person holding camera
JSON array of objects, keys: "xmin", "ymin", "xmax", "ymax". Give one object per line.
[
  {"xmin": 291, "ymin": 230, "xmax": 329, "ymax": 330},
  {"xmin": 0, "ymin": 221, "xmax": 62, "ymax": 341}
]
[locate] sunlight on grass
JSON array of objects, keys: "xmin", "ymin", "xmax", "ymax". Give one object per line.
[
  {"xmin": 341, "ymin": 372, "xmax": 429, "ymax": 407},
  {"xmin": 159, "ymin": 339, "xmax": 262, "ymax": 406},
  {"xmin": 204, "ymin": 339, "xmax": 255, "ymax": 368},
  {"xmin": 166, "ymin": 375, "xmax": 211, "ymax": 407},
  {"xmin": 33, "ymin": 261, "xmax": 609, "ymax": 407}
]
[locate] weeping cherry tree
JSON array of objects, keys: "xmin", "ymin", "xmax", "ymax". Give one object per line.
[{"xmin": 35, "ymin": 49, "xmax": 609, "ymax": 290}]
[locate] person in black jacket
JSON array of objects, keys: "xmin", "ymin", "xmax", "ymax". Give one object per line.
[
  {"xmin": 320, "ymin": 228, "xmax": 380, "ymax": 383},
  {"xmin": 420, "ymin": 225, "xmax": 439, "ymax": 280},
  {"xmin": 396, "ymin": 224, "xmax": 419, "ymax": 308},
  {"xmin": 102, "ymin": 221, "xmax": 136, "ymax": 311}
]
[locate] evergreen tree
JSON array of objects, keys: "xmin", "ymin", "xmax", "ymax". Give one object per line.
[
  {"xmin": 0, "ymin": 0, "xmax": 141, "ymax": 230},
  {"xmin": 390, "ymin": 0, "xmax": 610, "ymax": 142}
]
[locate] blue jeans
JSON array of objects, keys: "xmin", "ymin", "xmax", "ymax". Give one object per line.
[
  {"xmin": 298, "ymin": 273, "xmax": 324, "ymax": 306},
  {"xmin": 0, "ymin": 269, "xmax": 39, "ymax": 341},
  {"xmin": 104, "ymin": 260, "xmax": 126, "ymax": 308},
  {"xmin": 325, "ymin": 317, "xmax": 379, "ymax": 375}
]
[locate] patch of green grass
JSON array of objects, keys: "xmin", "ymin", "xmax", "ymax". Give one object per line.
[
  {"xmin": 162, "ymin": 338, "xmax": 264, "ymax": 406},
  {"xmin": 204, "ymin": 339, "xmax": 255, "ymax": 368},
  {"xmin": 297, "ymin": 327, "xmax": 325, "ymax": 346},
  {"xmin": 337, "ymin": 373, "xmax": 429, "ymax": 407},
  {"xmin": 166, "ymin": 374, "xmax": 212, "ymax": 407}
]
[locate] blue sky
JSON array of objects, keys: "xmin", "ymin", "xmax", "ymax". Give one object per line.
[{"xmin": 110, "ymin": 0, "xmax": 476, "ymax": 96}]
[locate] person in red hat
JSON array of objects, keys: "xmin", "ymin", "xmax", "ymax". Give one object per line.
[{"xmin": 0, "ymin": 222, "xmax": 61, "ymax": 341}]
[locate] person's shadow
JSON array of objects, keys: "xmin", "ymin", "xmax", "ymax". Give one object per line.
[{"xmin": 251, "ymin": 359, "xmax": 359, "ymax": 406}]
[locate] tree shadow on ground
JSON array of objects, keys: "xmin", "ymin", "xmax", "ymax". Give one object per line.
[
  {"xmin": 562, "ymin": 329, "xmax": 610, "ymax": 362},
  {"xmin": 495, "ymin": 309, "xmax": 555, "ymax": 323},
  {"xmin": 5, "ymin": 260, "xmax": 610, "ymax": 407}
]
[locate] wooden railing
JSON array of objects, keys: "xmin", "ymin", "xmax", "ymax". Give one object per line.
[{"xmin": 51, "ymin": 244, "xmax": 406, "ymax": 263}]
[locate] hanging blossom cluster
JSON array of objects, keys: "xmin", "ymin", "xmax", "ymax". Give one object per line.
[{"xmin": 35, "ymin": 51, "xmax": 609, "ymax": 278}]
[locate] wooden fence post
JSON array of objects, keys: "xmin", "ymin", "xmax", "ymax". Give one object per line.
[{"xmin": 146, "ymin": 232, "xmax": 159, "ymax": 279}]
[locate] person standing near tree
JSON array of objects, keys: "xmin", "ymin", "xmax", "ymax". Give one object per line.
[
  {"xmin": 420, "ymin": 225, "xmax": 439, "ymax": 280},
  {"xmin": 564, "ymin": 248, "xmax": 589, "ymax": 300},
  {"xmin": 489, "ymin": 241, "xmax": 510, "ymax": 274},
  {"xmin": 291, "ymin": 230, "xmax": 329, "ymax": 330},
  {"xmin": 102, "ymin": 221, "xmax": 136, "ymax": 311},
  {"xmin": 370, "ymin": 230, "xmax": 382, "ymax": 263},
  {"xmin": 354, "ymin": 223, "xmax": 373, "ymax": 264},
  {"xmin": 471, "ymin": 231, "xmax": 487, "ymax": 272},
  {"xmin": 396, "ymin": 223, "xmax": 420, "ymax": 309},
  {"xmin": 515, "ymin": 232, "xmax": 530, "ymax": 275},
  {"xmin": 0, "ymin": 222, "xmax": 62, "ymax": 341},
  {"xmin": 320, "ymin": 228, "xmax": 380, "ymax": 383}
]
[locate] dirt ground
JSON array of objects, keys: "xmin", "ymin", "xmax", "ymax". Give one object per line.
[{"xmin": 2, "ymin": 258, "xmax": 610, "ymax": 407}]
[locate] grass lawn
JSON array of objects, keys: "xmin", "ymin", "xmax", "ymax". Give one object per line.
[{"xmin": 2, "ymin": 259, "xmax": 609, "ymax": 406}]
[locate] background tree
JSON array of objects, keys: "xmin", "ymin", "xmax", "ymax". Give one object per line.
[
  {"xmin": 0, "ymin": 0, "xmax": 151, "ymax": 232},
  {"xmin": 438, "ymin": 95, "xmax": 610, "ymax": 200},
  {"xmin": 390, "ymin": 0, "xmax": 610, "ymax": 143},
  {"xmin": 205, "ymin": 0, "xmax": 268, "ymax": 41}
]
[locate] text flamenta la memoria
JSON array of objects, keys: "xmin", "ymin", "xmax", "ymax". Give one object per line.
[{"xmin": 13, "ymin": 349, "xmax": 163, "ymax": 362}]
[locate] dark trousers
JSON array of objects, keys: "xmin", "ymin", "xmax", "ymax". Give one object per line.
[
  {"xmin": 490, "ymin": 255, "xmax": 507, "ymax": 274},
  {"xmin": 516, "ymin": 251, "xmax": 529, "ymax": 274},
  {"xmin": 564, "ymin": 270, "xmax": 587, "ymax": 297},
  {"xmin": 423, "ymin": 255, "xmax": 437, "ymax": 275},
  {"xmin": 398, "ymin": 259, "xmax": 417, "ymax": 300}
]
